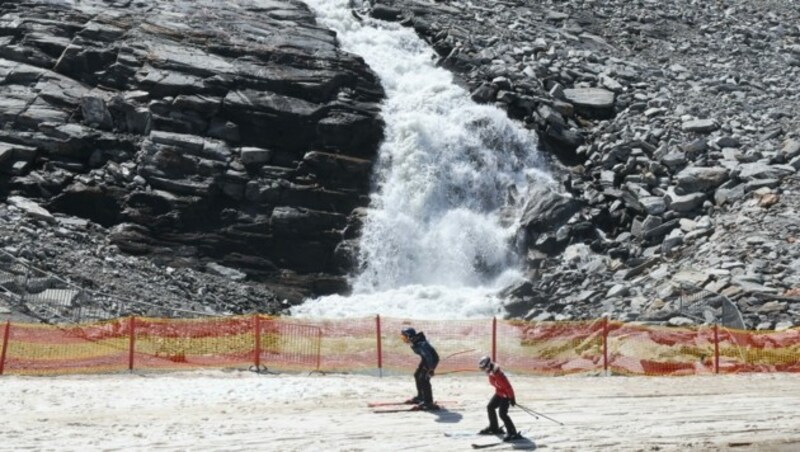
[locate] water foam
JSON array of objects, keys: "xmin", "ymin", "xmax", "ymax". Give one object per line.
[{"xmin": 292, "ymin": 0, "xmax": 552, "ymax": 319}]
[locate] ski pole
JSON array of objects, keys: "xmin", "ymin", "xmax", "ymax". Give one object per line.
[
  {"xmin": 435, "ymin": 368, "xmax": 474, "ymax": 375},
  {"xmin": 516, "ymin": 405, "xmax": 538, "ymax": 420},
  {"xmin": 517, "ymin": 403, "xmax": 564, "ymax": 426},
  {"xmin": 441, "ymin": 348, "xmax": 476, "ymax": 362}
]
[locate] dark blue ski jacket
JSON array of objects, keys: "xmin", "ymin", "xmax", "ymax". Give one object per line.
[{"xmin": 410, "ymin": 332, "xmax": 439, "ymax": 370}]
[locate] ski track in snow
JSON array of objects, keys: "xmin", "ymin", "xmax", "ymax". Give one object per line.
[{"xmin": 2, "ymin": 371, "xmax": 800, "ymax": 451}]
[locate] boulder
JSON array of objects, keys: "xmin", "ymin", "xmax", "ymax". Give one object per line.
[
  {"xmin": 640, "ymin": 196, "xmax": 667, "ymax": 215},
  {"xmin": 562, "ymin": 88, "xmax": 615, "ymax": 119},
  {"xmin": 681, "ymin": 119, "xmax": 718, "ymax": 133},
  {"xmin": 665, "ymin": 189, "xmax": 706, "ymax": 213},
  {"xmin": 81, "ymin": 94, "xmax": 113, "ymax": 129},
  {"xmin": 371, "ymin": 5, "xmax": 403, "ymax": 22},
  {"xmin": 270, "ymin": 206, "xmax": 348, "ymax": 236},
  {"xmin": 520, "ymin": 186, "xmax": 581, "ymax": 235},
  {"xmin": 781, "ymin": 138, "xmax": 800, "ymax": 160},
  {"xmin": 8, "ymin": 196, "xmax": 55, "ymax": 223},
  {"xmin": 239, "ymin": 147, "xmax": 272, "ymax": 166},
  {"xmin": 676, "ymin": 166, "xmax": 729, "ymax": 192},
  {"xmin": 736, "ymin": 162, "xmax": 796, "ymax": 181},
  {"xmin": 206, "ymin": 262, "xmax": 247, "ymax": 281}
]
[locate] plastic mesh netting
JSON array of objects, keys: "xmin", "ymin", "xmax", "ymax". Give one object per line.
[{"xmin": 0, "ymin": 316, "xmax": 798, "ymax": 376}]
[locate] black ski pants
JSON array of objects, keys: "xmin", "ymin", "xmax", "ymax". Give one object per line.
[
  {"xmin": 487, "ymin": 394, "xmax": 516, "ymax": 434},
  {"xmin": 414, "ymin": 367, "xmax": 433, "ymax": 404}
]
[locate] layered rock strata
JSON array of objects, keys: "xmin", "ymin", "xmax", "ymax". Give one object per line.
[{"xmin": 0, "ymin": 0, "xmax": 385, "ymax": 306}]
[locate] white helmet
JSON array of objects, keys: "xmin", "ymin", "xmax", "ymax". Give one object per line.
[{"xmin": 478, "ymin": 355, "xmax": 493, "ymax": 371}]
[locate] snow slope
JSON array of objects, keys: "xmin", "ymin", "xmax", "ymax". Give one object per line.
[{"xmin": 2, "ymin": 371, "xmax": 800, "ymax": 451}]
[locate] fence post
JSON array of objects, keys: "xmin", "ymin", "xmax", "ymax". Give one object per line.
[
  {"xmin": 602, "ymin": 316, "xmax": 609, "ymax": 375},
  {"xmin": 714, "ymin": 323, "xmax": 720, "ymax": 375},
  {"xmin": 0, "ymin": 321, "xmax": 10, "ymax": 376},
  {"xmin": 316, "ymin": 328, "xmax": 322, "ymax": 371},
  {"xmin": 128, "ymin": 316, "xmax": 136, "ymax": 372},
  {"xmin": 376, "ymin": 315, "xmax": 383, "ymax": 377},
  {"xmin": 254, "ymin": 314, "xmax": 261, "ymax": 369},
  {"xmin": 491, "ymin": 317, "xmax": 497, "ymax": 362}
]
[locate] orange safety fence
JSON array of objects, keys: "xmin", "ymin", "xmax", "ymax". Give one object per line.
[
  {"xmin": 498, "ymin": 319, "xmax": 605, "ymax": 375},
  {"xmin": 0, "ymin": 316, "xmax": 799, "ymax": 376},
  {"xmin": 606, "ymin": 322, "xmax": 717, "ymax": 376}
]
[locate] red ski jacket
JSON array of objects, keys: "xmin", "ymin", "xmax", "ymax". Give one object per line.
[{"xmin": 488, "ymin": 366, "xmax": 515, "ymax": 400}]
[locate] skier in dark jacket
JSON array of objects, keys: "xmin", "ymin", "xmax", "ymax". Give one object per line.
[
  {"xmin": 401, "ymin": 327, "xmax": 439, "ymax": 410},
  {"xmin": 478, "ymin": 356, "xmax": 521, "ymax": 442}
]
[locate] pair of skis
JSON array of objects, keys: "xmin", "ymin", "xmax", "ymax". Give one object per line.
[
  {"xmin": 368, "ymin": 400, "xmax": 529, "ymax": 448},
  {"xmin": 367, "ymin": 399, "xmax": 456, "ymax": 413},
  {"xmin": 446, "ymin": 432, "xmax": 527, "ymax": 449},
  {"xmin": 470, "ymin": 438, "xmax": 525, "ymax": 449}
]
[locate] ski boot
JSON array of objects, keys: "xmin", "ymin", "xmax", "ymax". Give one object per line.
[
  {"xmin": 503, "ymin": 432, "xmax": 523, "ymax": 442},
  {"xmin": 478, "ymin": 426, "xmax": 505, "ymax": 435},
  {"xmin": 417, "ymin": 401, "xmax": 439, "ymax": 411},
  {"xmin": 405, "ymin": 395, "xmax": 423, "ymax": 404}
]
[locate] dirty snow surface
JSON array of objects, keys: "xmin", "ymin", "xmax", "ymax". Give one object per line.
[{"xmin": 2, "ymin": 371, "xmax": 799, "ymax": 451}]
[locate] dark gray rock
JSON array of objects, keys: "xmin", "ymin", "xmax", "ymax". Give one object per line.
[
  {"xmin": 520, "ymin": 186, "xmax": 581, "ymax": 235},
  {"xmin": 676, "ymin": 166, "xmax": 729, "ymax": 192},
  {"xmin": 715, "ymin": 184, "xmax": 746, "ymax": 206},
  {"xmin": 206, "ymin": 262, "xmax": 247, "ymax": 281},
  {"xmin": 371, "ymin": 5, "xmax": 403, "ymax": 22},
  {"xmin": 81, "ymin": 94, "xmax": 113, "ymax": 129},
  {"xmin": 239, "ymin": 147, "xmax": 272, "ymax": 166},
  {"xmin": 737, "ymin": 162, "xmax": 796, "ymax": 181},
  {"xmin": 271, "ymin": 206, "xmax": 348, "ymax": 236},
  {"xmin": 681, "ymin": 119, "xmax": 718, "ymax": 133},
  {"xmin": 563, "ymin": 88, "xmax": 615, "ymax": 118},
  {"xmin": 665, "ymin": 190, "xmax": 706, "ymax": 213},
  {"xmin": 8, "ymin": 196, "xmax": 55, "ymax": 223},
  {"xmin": 782, "ymin": 138, "xmax": 800, "ymax": 160},
  {"xmin": 0, "ymin": 0, "xmax": 386, "ymax": 309},
  {"xmin": 640, "ymin": 196, "xmax": 667, "ymax": 215}
]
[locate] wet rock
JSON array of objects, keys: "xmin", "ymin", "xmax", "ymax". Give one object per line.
[
  {"xmin": 371, "ymin": 5, "xmax": 403, "ymax": 22},
  {"xmin": 520, "ymin": 186, "xmax": 581, "ymax": 236}
]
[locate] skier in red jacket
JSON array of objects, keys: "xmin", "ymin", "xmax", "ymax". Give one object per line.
[{"xmin": 478, "ymin": 356, "xmax": 521, "ymax": 441}]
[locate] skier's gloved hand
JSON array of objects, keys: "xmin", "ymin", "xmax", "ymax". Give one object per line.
[
  {"xmin": 509, "ymin": 398, "xmax": 516, "ymax": 406},
  {"xmin": 427, "ymin": 368, "xmax": 435, "ymax": 378}
]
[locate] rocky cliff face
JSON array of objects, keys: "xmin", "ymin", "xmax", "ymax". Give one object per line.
[
  {"xmin": 0, "ymin": 0, "xmax": 384, "ymax": 308},
  {"xmin": 362, "ymin": 0, "xmax": 800, "ymax": 329},
  {"xmin": 3, "ymin": 0, "xmax": 800, "ymax": 329}
]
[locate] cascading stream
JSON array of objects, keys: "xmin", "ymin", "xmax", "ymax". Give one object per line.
[{"xmin": 292, "ymin": 0, "xmax": 553, "ymax": 318}]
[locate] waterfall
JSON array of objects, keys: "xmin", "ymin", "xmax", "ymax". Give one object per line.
[{"xmin": 292, "ymin": 0, "xmax": 552, "ymax": 318}]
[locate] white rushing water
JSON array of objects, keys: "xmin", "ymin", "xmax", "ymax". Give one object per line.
[{"xmin": 292, "ymin": 0, "xmax": 553, "ymax": 319}]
